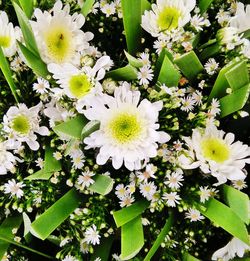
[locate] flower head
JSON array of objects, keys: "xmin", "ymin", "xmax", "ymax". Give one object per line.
[
  {"xmin": 4, "ymin": 179, "xmax": 25, "ymax": 198},
  {"xmin": 185, "ymin": 208, "xmax": 204, "ymax": 222},
  {"xmin": 84, "ymin": 225, "xmax": 101, "ymax": 245}
]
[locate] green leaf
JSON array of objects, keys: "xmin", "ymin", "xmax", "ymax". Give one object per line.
[
  {"xmin": 182, "ymin": 252, "xmax": 200, "ymax": 261},
  {"xmin": 13, "ymin": 2, "xmax": 39, "ymax": 56},
  {"xmin": 243, "ymin": 29, "xmax": 250, "ymax": 39},
  {"xmin": 31, "ymin": 188, "xmax": 81, "ymax": 240},
  {"xmin": 81, "ymin": 0, "xmax": 95, "ymax": 17},
  {"xmin": 174, "ymin": 51, "xmax": 204, "ymax": 80},
  {"xmin": 53, "ymin": 115, "xmax": 88, "ymax": 139},
  {"xmin": 18, "ymin": 0, "xmax": 34, "ymax": 19},
  {"xmin": 105, "ymin": 65, "xmax": 138, "ymax": 81},
  {"xmin": 223, "ymin": 185, "xmax": 250, "ymax": 224},
  {"xmin": 90, "ymin": 236, "xmax": 114, "ymax": 261},
  {"xmin": 0, "ymin": 47, "xmax": 19, "ymax": 103},
  {"xmin": 124, "ymin": 51, "xmax": 143, "ymax": 68},
  {"xmin": 81, "ymin": 120, "xmax": 100, "ymax": 140},
  {"xmin": 89, "ymin": 175, "xmax": 114, "ymax": 195},
  {"xmin": 154, "ymin": 49, "xmax": 173, "ymax": 81},
  {"xmin": 0, "ymin": 216, "xmax": 22, "ymax": 260},
  {"xmin": 18, "ymin": 42, "xmax": 49, "ymax": 78},
  {"xmin": 197, "ymin": 198, "xmax": 249, "ymax": 245},
  {"xmin": 199, "ymin": 0, "xmax": 215, "ymax": 14},
  {"xmin": 121, "ymin": 215, "xmax": 144, "ymax": 260},
  {"xmin": 113, "ymin": 200, "xmax": 149, "ymax": 227},
  {"xmin": 158, "ymin": 55, "xmax": 181, "ymax": 87},
  {"xmin": 144, "ymin": 212, "xmax": 174, "ymax": 261},
  {"xmin": 47, "ymin": 235, "xmax": 61, "ymax": 246},
  {"xmin": 200, "ymin": 43, "xmax": 221, "ymax": 61}
]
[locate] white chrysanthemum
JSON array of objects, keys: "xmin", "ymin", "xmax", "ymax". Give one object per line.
[
  {"xmin": 0, "ymin": 11, "xmax": 19, "ymax": 57},
  {"xmin": 141, "ymin": 0, "xmax": 196, "ymax": 37},
  {"xmin": 4, "ymin": 179, "xmax": 25, "ymax": 198},
  {"xmin": 84, "ymin": 225, "xmax": 101, "ymax": 245},
  {"xmin": 182, "ymin": 124, "xmax": 250, "ymax": 185},
  {"xmin": 3, "ymin": 103, "xmax": 49, "ymax": 151},
  {"xmin": 230, "ymin": 2, "xmax": 250, "ymax": 33},
  {"xmin": 83, "ymin": 83, "xmax": 170, "ymax": 170},
  {"xmin": 31, "ymin": 0, "xmax": 93, "ymax": 65}
]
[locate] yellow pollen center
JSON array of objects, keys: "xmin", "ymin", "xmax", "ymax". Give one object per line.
[
  {"xmin": 69, "ymin": 74, "xmax": 91, "ymax": 99},
  {"xmin": 11, "ymin": 115, "xmax": 30, "ymax": 134},
  {"xmin": 157, "ymin": 7, "xmax": 182, "ymax": 31},
  {"xmin": 0, "ymin": 35, "xmax": 11, "ymax": 48},
  {"xmin": 201, "ymin": 138, "xmax": 230, "ymax": 163}
]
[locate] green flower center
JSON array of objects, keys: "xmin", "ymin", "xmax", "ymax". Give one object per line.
[
  {"xmin": 69, "ymin": 74, "xmax": 91, "ymax": 99},
  {"xmin": 157, "ymin": 7, "xmax": 182, "ymax": 31},
  {"xmin": 201, "ymin": 138, "xmax": 230, "ymax": 163},
  {"xmin": 108, "ymin": 113, "xmax": 142, "ymax": 144},
  {"xmin": 11, "ymin": 115, "xmax": 30, "ymax": 134},
  {"xmin": 0, "ymin": 35, "xmax": 11, "ymax": 48},
  {"xmin": 45, "ymin": 27, "xmax": 72, "ymax": 63}
]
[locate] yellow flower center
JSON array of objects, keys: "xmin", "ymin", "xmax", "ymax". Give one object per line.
[
  {"xmin": 157, "ymin": 7, "xmax": 182, "ymax": 31},
  {"xmin": 0, "ymin": 35, "xmax": 11, "ymax": 48},
  {"xmin": 201, "ymin": 138, "xmax": 230, "ymax": 163},
  {"xmin": 44, "ymin": 27, "xmax": 72, "ymax": 63},
  {"xmin": 69, "ymin": 74, "xmax": 91, "ymax": 99},
  {"xmin": 11, "ymin": 115, "xmax": 30, "ymax": 134}
]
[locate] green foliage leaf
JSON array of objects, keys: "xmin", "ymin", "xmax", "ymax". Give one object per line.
[
  {"xmin": 200, "ymin": 43, "xmax": 221, "ymax": 61},
  {"xmin": 113, "ymin": 200, "xmax": 149, "ymax": 227},
  {"xmin": 182, "ymin": 252, "xmax": 200, "ymax": 261},
  {"xmin": 18, "ymin": 0, "xmax": 34, "ymax": 19},
  {"xmin": 89, "ymin": 175, "xmax": 114, "ymax": 195},
  {"xmin": 81, "ymin": 120, "xmax": 100, "ymax": 140},
  {"xmin": 158, "ymin": 55, "xmax": 181, "ymax": 87},
  {"xmin": 144, "ymin": 212, "xmax": 174, "ymax": 261},
  {"xmin": 106, "ymin": 65, "xmax": 138, "ymax": 81},
  {"xmin": 81, "ymin": 0, "xmax": 95, "ymax": 17},
  {"xmin": 121, "ymin": 215, "xmax": 144, "ymax": 260},
  {"xmin": 0, "ymin": 47, "xmax": 19, "ymax": 103},
  {"xmin": 31, "ymin": 189, "xmax": 81, "ymax": 240},
  {"xmin": 199, "ymin": 0, "xmax": 215, "ymax": 14},
  {"xmin": 124, "ymin": 51, "xmax": 143, "ymax": 68},
  {"xmin": 90, "ymin": 237, "xmax": 114, "ymax": 261},
  {"xmin": 198, "ymin": 198, "xmax": 249, "ymax": 245},
  {"xmin": 223, "ymin": 185, "xmax": 250, "ymax": 224},
  {"xmin": 53, "ymin": 115, "xmax": 88, "ymax": 139},
  {"xmin": 174, "ymin": 51, "xmax": 204, "ymax": 80}
]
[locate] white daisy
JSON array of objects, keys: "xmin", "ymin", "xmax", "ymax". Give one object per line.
[
  {"xmin": 84, "ymin": 225, "xmax": 101, "ymax": 245},
  {"xmin": 182, "ymin": 124, "xmax": 250, "ymax": 185},
  {"xmin": 141, "ymin": 0, "xmax": 196, "ymax": 37},
  {"xmin": 62, "ymin": 255, "xmax": 78, "ymax": 261},
  {"xmin": 209, "ymin": 98, "xmax": 221, "ymax": 116},
  {"xmin": 4, "ymin": 179, "xmax": 25, "ymax": 198},
  {"xmin": 230, "ymin": 2, "xmax": 250, "ymax": 33},
  {"xmin": 216, "ymin": 27, "xmax": 242, "ymax": 50},
  {"xmin": 136, "ymin": 164, "xmax": 157, "ymax": 182},
  {"xmin": 83, "ymin": 83, "xmax": 170, "ymax": 171},
  {"xmin": 232, "ymin": 179, "xmax": 247, "ymax": 190},
  {"xmin": 185, "ymin": 208, "xmax": 204, "ymax": 222},
  {"xmin": 138, "ymin": 52, "xmax": 151, "ymax": 67},
  {"xmin": 164, "ymin": 169, "xmax": 184, "ymax": 189},
  {"xmin": 71, "ymin": 151, "xmax": 85, "ymax": 169},
  {"xmin": 139, "ymin": 181, "xmax": 157, "ymax": 200},
  {"xmin": 204, "ymin": 58, "xmax": 219, "ymax": 75},
  {"xmin": 53, "ymin": 151, "xmax": 62, "ymax": 160},
  {"xmin": 77, "ymin": 170, "xmax": 95, "ymax": 189},
  {"xmin": 101, "ymin": 3, "xmax": 116, "ymax": 17},
  {"xmin": 31, "ymin": 0, "xmax": 93, "ymax": 65},
  {"xmin": 190, "ymin": 14, "xmax": 210, "ymax": 32},
  {"xmin": 35, "ymin": 157, "xmax": 44, "ymax": 169},
  {"xmin": 3, "ymin": 103, "xmax": 50, "ymax": 151},
  {"xmin": 199, "ymin": 186, "xmax": 218, "ymax": 203},
  {"xmin": 163, "ymin": 191, "xmax": 181, "ymax": 207},
  {"xmin": 137, "ymin": 66, "xmax": 154, "ymax": 86},
  {"xmin": 181, "ymin": 96, "xmax": 196, "ymax": 112},
  {"xmin": 119, "ymin": 194, "xmax": 135, "ymax": 208},
  {"xmin": 33, "ymin": 77, "xmax": 50, "ymax": 94},
  {"xmin": 115, "ymin": 184, "xmax": 128, "ymax": 199}
]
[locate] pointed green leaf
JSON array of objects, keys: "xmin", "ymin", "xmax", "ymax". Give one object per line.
[
  {"xmin": 18, "ymin": 0, "xmax": 34, "ymax": 19},
  {"xmin": 53, "ymin": 115, "xmax": 88, "ymax": 139},
  {"xmin": 223, "ymin": 185, "xmax": 250, "ymax": 224},
  {"xmin": 144, "ymin": 212, "xmax": 174, "ymax": 261},
  {"xmin": 81, "ymin": 0, "xmax": 95, "ymax": 17},
  {"xmin": 0, "ymin": 216, "xmax": 22, "ymax": 260},
  {"xmin": 90, "ymin": 236, "xmax": 114, "ymax": 261},
  {"xmin": 89, "ymin": 175, "xmax": 114, "ymax": 195},
  {"xmin": 199, "ymin": 0, "xmax": 215, "ymax": 14},
  {"xmin": 81, "ymin": 120, "xmax": 100, "ymax": 140},
  {"xmin": 200, "ymin": 43, "xmax": 221, "ymax": 61},
  {"xmin": 158, "ymin": 55, "xmax": 181, "ymax": 87},
  {"xmin": 174, "ymin": 51, "xmax": 204, "ymax": 80},
  {"xmin": 113, "ymin": 200, "xmax": 150, "ymax": 227},
  {"xmin": 31, "ymin": 188, "xmax": 81, "ymax": 240},
  {"xmin": 121, "ymin": 215, "xmax": 144, "ymax": 260},
  {"xmin": 124, "ymin": 51, "xmax": 143, "ymax": 68},
  {"xmin": 0, "ymin": 47, "xmax": 19, "ymax": 103},
  {"xmin": 105, "ymin": 65, "xmax": 138, "ymax": 81},
  {"xmin": 197, "ymin": 198, "xmax": 249, "ymax": 245},
  {"xmin": 182, "ymin": 252, "xmax": 200, "ymax": 261}
]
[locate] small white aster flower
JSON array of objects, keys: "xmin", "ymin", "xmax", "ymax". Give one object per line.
[
  {"xmin": 190, "ymin": 14, "xmax": 210, "ymax": 32},
  {"xmin": 137, "ymin": 66, "xmax": 154, "ymax": 86},
  {"xmin": 164, "ymin": 169, "xmax": 184, "ymax": 189},
  {"xmin": 185, "ymin": 208, "xmax": 204, "ymax": 222},
  {"xmin": 163, "ymin": 191, "xmax": 181, "ymax": 207},
  {"xmin": 53, "ymin": 151, "xmax": 62, "ymax": 160},
  {"xmin": 4, "ymin": 179, "xmax": 25, "ymax": 198},
  {"xmin": 204, "ymin": 58, "xmax": 219, "ymax": 75},
  {"xmin": 198, "ymin": 80, "xmax": 205, "ymax": 89},
  {"xmin": 138, "ymin": 52, "xmax": 151, "ymax": 67},
  {"xmin": 209, "ymin": 98, "xmax": 221, "ymax": 116},
  {"xmin": 80, "ymin": 240, "xmax": 89, "ymax": 254},
  {"xmin": 181, "ymin": 96, "xmax": 196, "ymax": 112},
  {"xmin": 62, "ymin": 255, "xmax": 78, "ymax": 261},
  {"xmin": 139, "ymin": 181, "xmax": 157, "ymax": 200},
  {"xmin": 119, "ymin": 194, "xmax": 135, "ymax": 208},
  {"xmin": 10, "ymin": 55, "xmax": 27, "ymax": 72},
  {"xmin": 192, "ymin": 90, "xmax": 203, "ymax": 106},
  {"xmin": 33, "ymin": 78, "xmax": 50, "ymax": 94},
  {"xmin": 115, "ymin": 184, "xmax": 127, "ymax": 199},
  {"xmin": 35, "ymin": 157, "xmax": 44, "ymax": 169},
  {"xmin": 136, "ymin": 164, "xmax": 157, "ymax": 182},
  {"xmin": 84, "ymin": 225, "xmax": 101, "ymax": 245},
  {"xmin": 199, "ymin": 186, "xmax": 218, "ymax": 203},
  {"xmin": 77, "ymin": 171, "xmax": 95, "ymax": 188},
  {"xmin": 71, "ymin": 151, "xmax": 85, "ymax": 169},
  {"xmin": 216, "ymin": 9, "xmax": 231, "ymax": 26},
  {"xmin": 60, "ymin": 237, "xmax": 72, "ymax": 247},
  {"xmin": 83, "ymin": 83, "xmax": 170, "ymax": 171},
  {"xmin": 101, "ymin": 3, "xmax": 116, "ymax": 17},
  {"xmin": 232, "ymin": 179, "xmax": 247, "ymax": 190}
]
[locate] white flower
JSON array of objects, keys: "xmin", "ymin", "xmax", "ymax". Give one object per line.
[
  {"xmin": 62, "ymin": 255, "xmax": 78, "ymax": 261},
  {"xmin": 137, "ymin": 66, "xmax": 154, "ymax": 85},
  {"xmin": 216, "ymin": 27, "xmax": 242, "ymax": 50},
  {"xmin": 216, "ymin": 9, "xmax": 231, "ymax": 26},
  {"xmin": 232, "ymin": 179, "xmax": 247, "ymax": 190},
  {"xmin": 53, "ymin": 151, "xmax": 62, "ymax": 160},
  {"xmin": 31, "ymin": 0, "xmax": 93, "ymax": 65},
  {"xmin": 4, "ymin": 179, "xmax": 25, "ymax": 198},
  {"xmin": 163, "ymin": 191, "xmax": 181, "ymax": 207},
  {"xmin": 164, "ymin": 169, "xmax": 184, "ymax": 189},
  {"xmin": 199, "ymin": 186, "xmax": 218, "ymax": 203},
  {"xmin": 115, "ymin": 184, "xmax": 128, "ymax": 199},
  {"xmin": 190, "ymin": 14, "xmax": 210, "ymax": 32},
  {"xmin": 35, "ymin": 157, "xmax": 44, "ymax": 169},
  {"xmin": 84, "ymin": 225, "xmax": 101, "ymax": 245},
  {"xmin": 3, "ymin": 103, "xmax": 50, "ymax": 151},
  {"xmin": 204, "ymin": 58, "xmax": 219, "ymax": 75},
  {"xmin": 185, "ymin": 208, "xmax": 204, "ymax": 222},
  {"xmin": 230, "ymin": 2, "xmax": 250, "ymax": 33},
  {"xmin": 181, "ymin": 96, "xmax": 196, "ymax": 112},
  {"xmin": 33, "ymin": 78, "xmax": 50, "ymax": 94},
  {"xmin": 141, "ymin": 0, "xmax": 196, "ymax": 37},
  {"xmin": 77, "ymin": 170, "xmax": 95, "ymax": 188},
  {"xmin": 212, "ymin": 237, "xmax": 250, "ymax": 261},
  {"xmin": 83, "ymin": 83, "xmax": 170, "ymax": 171},
  {"xmin": 119, "ymin": 194, "xmax": 135, "ymax": 207},
  {"xmin": 140, "ymin": 181, "xmax": 157, "ymax": 200},
  {"xmin": 60, "ymin": 237, "xmax": 72, "ymax": 247},
  {"xmin": 192, "ymin": 90, "xmax": 203, "ymax": 106},
  {"xmin": 136, "ymin": 164, "xmax": 157, "ymax": 182},
  {"xmin": 71, "ymin": 151, "xmax": 85, "ymax": 169},
  {"xmin": 182, "ymin": 124, "xmax": 250, "ymax": 185},
  {"xmin": 0, "ymin": 11, "xmax": 19, "ymax": 57},
  {"xmin": 138, "ymin": 52, "xmax": 151, "ymax": 67},
  {"xmin": 209, "ymin": 98, "xmax": 221, "ymax": 116},
  {"xmin": 101, "ymin": 3, "xmax": 116, "ymax": 17},
  {"xmin": 241, "ymin": 39, "xmax": 250, "ymax": 59}
]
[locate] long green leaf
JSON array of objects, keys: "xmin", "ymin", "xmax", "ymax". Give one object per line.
[
  {"xmin": 182, "ymin": 252, "xmax": 200, "ymax": 261},
  {"xmin": 154, "ymin": 49, "xmax": 173, "ymax": 81},
  {"xmin": 124, "ymin": 51, "xmax": 143, "ymax": 68},
  {"xmin": 197, "ymin": 198, "xmax": 249, "ymax": 245},
  {"xmin": 223, "ymin": 185, "xmax": 250, "ymax": 224},
  {"xmin": 31, "ymin": 189, "xmax": 81, "ymax": 240},
  {"xmin": 90, "ymin": 236, "xmax": 114, "ymax": 261},
  {"xmin": 199, "ymin": 0, "xmax": 214, "ymax": 14},
  {"xmin": 0, "ymin": 47, "xmax": 19, "ymax": 103},
  {"xmin": 53, "ymin": 115, "xmax": 88, "ymax": 139},
  {"xmin": 89, "ymin": 175, "xmax": 114, "ymax": 195},
  {"xmin": 0, "ymin": 216, "xmax": 22, "ymax": 259},
  {"xmin": 81, "ymin": 0, "xmax": 95, "ymax": 17},
  {"xmin": 121, "ymin": 215, "xmax": 144, "ymax": 260},
  {"xmin": 18, "ymin": 0, "xmax": 34, "ymax": 19},
  {"xmin": 200, "ymin": 43, "xmax": 221, "ymax": 61},
  {"xmin": 174, "ymin": 51, "xmax": 204, "ymax": 80},
  {"xmin": 113, "ymin": 200, "xmax": 149, "ymax": 227},
  {"xmin": 144, "ymin": 212, "xmax": 174, "ymax": 261},
  {"xmin": 105, "ymin": 65, "xmax": 138, "ymax": 81},
  {"xmin": 81, "ymin": 120, "xmax": 100, "ymax": 140}
]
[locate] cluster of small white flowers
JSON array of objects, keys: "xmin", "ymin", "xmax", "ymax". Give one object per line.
[
  {"xmin": 115, "ymin": 183, "xmax": 135, "ymax": 208},
  {"xmin": 199, "ymin": 186, "xmax": 218, "ymax": 203}
]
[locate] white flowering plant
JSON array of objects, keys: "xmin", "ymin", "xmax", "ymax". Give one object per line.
[{"xmin": 0, "ymin": 0, "xmax": 249, "ymax": 260}]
